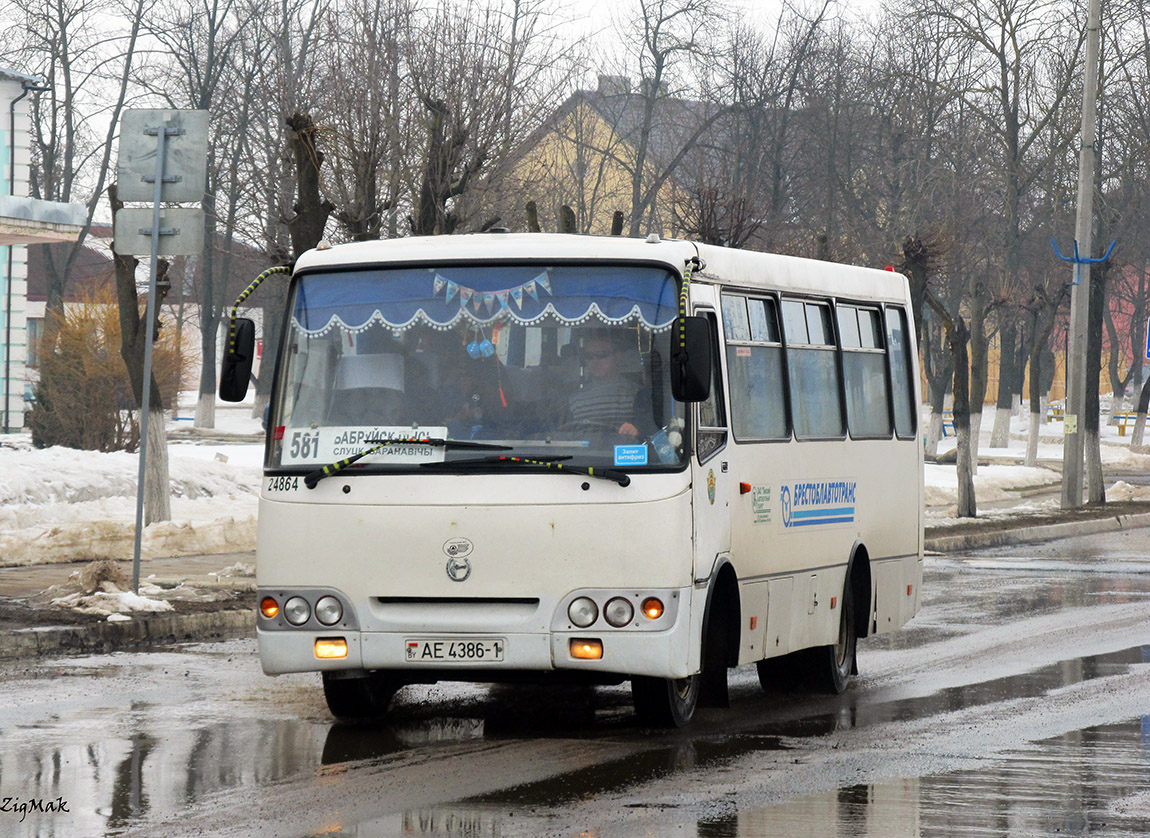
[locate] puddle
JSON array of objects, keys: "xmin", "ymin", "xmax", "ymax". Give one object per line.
[
  {"xmin": 321, "ymin": 717, "xmax": 486, "ymax": 764},
  {"xmin": 0, "ymin": 717, "xmax": 331, "ymax": 837},
  {"xmin": 823, "ymin": 645, "xmax": 1150, "ymax": 731},
  {"xmin": 467, "ymin": 731, "xmax": 796, "ymax": 808},
  {"xmin": 695, "ymin": 718, "xmax": 1150, "ymax": 837},
  {"xmin": 461, "ymin": 647, "xmax": 1149, "ymax": 812}
]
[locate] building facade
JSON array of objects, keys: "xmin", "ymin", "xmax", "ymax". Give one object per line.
[{"xmin": 0, "ymin": 68, "xmax": 85, "ymax": 432}]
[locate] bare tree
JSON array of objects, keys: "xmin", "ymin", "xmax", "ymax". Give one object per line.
[
  {"xmin": 138, "ymin": 0, "xmax": 255, "ymax": 428},
  {"xmin": 5, "ymin": 0, "xmax": 147, "ymax": 328}
]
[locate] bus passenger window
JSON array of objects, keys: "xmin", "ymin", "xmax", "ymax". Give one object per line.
[
  {"xmin": 724, "ymin": 295, "xmax": 788, "ymax": 441},
  {"xmin": 839, "ymin": 305, "xmax": 892, "ymax": 438},
  {"xmin": 783, "ymin": 299, "xmax": 844, "ymax": 439},
  {"xmin": 886, "ymin": 306, "xmax": 917, "ymax": 437}
]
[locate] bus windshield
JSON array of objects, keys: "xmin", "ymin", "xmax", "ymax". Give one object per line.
[{"xmin": 269, "ymin": 263, "xmax": 687, "ymax": 473}]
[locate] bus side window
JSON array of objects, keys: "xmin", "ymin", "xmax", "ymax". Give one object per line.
[
  {"xmin": 885, "ymin": 305, "xmax": 917, "ymax": 438},
  {"xmin": 724, "ymin": 294, "xmax": 788, "ymax": 441},
  {"xmin": 839, "ymin": 304, "xmax": 893, "ymax": 438},
  {"xmin": 696, "ymin": 311, "xmax": 727, "ymax": 462},
  {"xmin": 782, "ymin": 299, "xmax": 845, "ymax": 439}
]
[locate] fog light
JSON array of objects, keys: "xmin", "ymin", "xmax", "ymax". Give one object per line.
[
  {"xmin": 315, "ymin": 595, "xmax": 343, "ymax": 626},
  {"xmin": 284, "ymin": 596, "xmax": 311, "ymax": 626},
  {"xmin": 569, "ymin": 639, "xmax": 603, "ymax": 660},
  {"xmin": 604, "ymin": 597, "xmax": 634, "ymax": 627},
  {"xmin": 641, "ymin": 597, "xmax": 664, "ymax": 620},
  {"xmin": 314, "ymin": 638, "xmax": 347, "ymax": 659},
  {"xmin": 259, "ymin": 597, "xmax": 279, "ymax": 619},
  {"xmin": 567, "ymin": 596, "xmax": 598, "ymax": 628}
]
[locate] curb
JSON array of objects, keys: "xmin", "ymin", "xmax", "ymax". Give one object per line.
[
  {"xmin": 0, "ymin": 609, "xmax": 255, "ymax": 660},
  {"xmin": 925, "ymin": 511, "xmax": 1150, "ymax": 554}
]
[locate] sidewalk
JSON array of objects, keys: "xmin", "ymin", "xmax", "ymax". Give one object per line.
[
  {"xmin": 5, "ymin": 501, "xmax": 1150, "ymax": 662},
  {"xmin": 0, "ymin": 553, "xmax": 256, "ymax": 660}
]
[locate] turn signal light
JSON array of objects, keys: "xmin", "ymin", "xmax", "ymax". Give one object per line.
[
  {"xmin": 641, "ymin": 597, "xmax": 664, "ymax": 620},
  {"xmin": 314, "ymin": 638, "xmax": 348, "ymax": 659},
  {"xmin": 569, "ymin": 639, "xmax": 603, "ymax": 660},
  {"xmin": 259, "ymin": 597, "xmax": 279, "ymax": 619}
]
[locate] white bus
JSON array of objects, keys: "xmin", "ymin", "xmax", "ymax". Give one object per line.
[{"xmin": 222, "ymin": 233, "xmax": 922, "ymax": 727}]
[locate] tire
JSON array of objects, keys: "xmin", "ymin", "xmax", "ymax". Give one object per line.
[
  {"xmin": 322, "ymin": 671, "xmax": 400, "ymax": 722},
  {"xmin": 631, "ymin": 673, "xmax": 700, "ymax": 727},
  {"xmin": 805, "ymin": 583, "xmax": 857, "ymax": 694}
]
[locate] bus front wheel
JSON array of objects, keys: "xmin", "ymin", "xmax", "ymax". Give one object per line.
[
  {"xmin": 322, "ymin": 671, "xmax": 399, "ymax": 722},
  {"xmin": 631, "ymin": 673, "xmax": 699, "ymax": 727}
]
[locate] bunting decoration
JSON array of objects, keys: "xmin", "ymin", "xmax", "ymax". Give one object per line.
[{"xmin": 432, "ymin": 270, "xmax": 552, "ymax": 314}]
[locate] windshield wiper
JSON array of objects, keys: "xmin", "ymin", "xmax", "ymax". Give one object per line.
[
  {"xmin": 422, "ymin": 455, "xmax": 630, "ymax": 487},
  {"xmin": 304, "ymin": 437, "xmax": 511, "ymax": 489}
]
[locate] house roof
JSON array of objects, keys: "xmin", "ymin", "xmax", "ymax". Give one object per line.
[{"xmin": 0, "ymin": 68, "xmax": 44, "ymax": 85}]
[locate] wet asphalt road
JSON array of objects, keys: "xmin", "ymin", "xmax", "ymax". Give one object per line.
[{"xmin": 2, "ymin": 529, "xmax": 1150, "ymax": 837}]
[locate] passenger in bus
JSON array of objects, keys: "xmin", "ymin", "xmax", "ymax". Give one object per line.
[{"xmin": 566, "ymin": 333, "xmax": 646, "ymax": 438}]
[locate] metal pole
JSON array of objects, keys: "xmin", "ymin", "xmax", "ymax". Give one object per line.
[
  {"xmin": 131, "ymin": 121, "xmax": 169, "ymax": 593},
  {"xmin": 1061, "ymin": 0, "xmax": 1102, "ymax": 510}
]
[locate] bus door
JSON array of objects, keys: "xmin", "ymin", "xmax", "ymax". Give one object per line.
[{"xmin": 690, "ymin": 309, "xmax": 732, "ymax": 584}]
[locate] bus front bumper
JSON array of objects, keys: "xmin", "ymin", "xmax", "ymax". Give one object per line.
[{"xmin": 257, "ymin": 619, "xmax": 695, "ymax": 681}]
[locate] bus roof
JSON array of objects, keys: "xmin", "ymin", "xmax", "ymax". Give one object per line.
[{"xmin": 293, "ymin": 233, "xmax": 909, "ymax": 304}]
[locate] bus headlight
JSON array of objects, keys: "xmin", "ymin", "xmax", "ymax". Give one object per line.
[
  {"xmin": 568, "ymin": 597, "xmax": 598, "ymax": 628},
  {"xmin": 284, "ymin": 596, "xmax": 311, "ymax": 626},
  {"xmin": 604, "ymin": 597, "xmax": 634, "ymax": 627},
  {"xmin": 314, "ymin": 596, "xmax": 343, "ymax": 626}
]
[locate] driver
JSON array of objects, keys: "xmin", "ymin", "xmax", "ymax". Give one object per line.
[{"xmin": 567, "ymin": 333, "xmax": 644, "ymax": 438}]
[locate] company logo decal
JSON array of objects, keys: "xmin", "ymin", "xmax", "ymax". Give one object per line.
[
  {"xmin": 443, "ymin": 538, "xmax": 474, "ymax": 559},
  {"xmin": 780, "ymin": 480, "xmax": 856, "ymax": 528},
  {"xmin": 445, "ymin": 556, "xmax": 472, "ymax": 582}
]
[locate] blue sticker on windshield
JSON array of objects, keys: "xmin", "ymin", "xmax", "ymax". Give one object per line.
[{"xmin": 614, "ymin": 445, "xmax": 648, "ymax": 466}]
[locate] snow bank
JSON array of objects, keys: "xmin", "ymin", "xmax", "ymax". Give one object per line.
[
  {"xmin": 923, "ymin": 464, "xmax": 1058, "ymax": 507},
  {"xmin": 0, "ymin": 438, "xmax": 260, "ymax": 567}
]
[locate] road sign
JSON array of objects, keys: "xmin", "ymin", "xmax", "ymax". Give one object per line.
[
  {"xmin": 116, "ymin": 109, "xmax": 208, "ymax": 202},
  {"xmin": 1145, "ymin": 318, "xmax": 1150, "ymax": 360},
  {"xmin": 113, "ymin": 207, "xmax": 205, "ymax": 257},
  {"xmin": 114, "ymin": 108, "xmax": 209, "ymax": 594}
]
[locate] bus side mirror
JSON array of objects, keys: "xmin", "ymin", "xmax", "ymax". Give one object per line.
[
  {"xmin": 670, "ymin": 316, "xmax": 712, "ymax": 403},
  {"xmin": 219, "ymin": 317, "xmax": 256, "ymax": 402}
]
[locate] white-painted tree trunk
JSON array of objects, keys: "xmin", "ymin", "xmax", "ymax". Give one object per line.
[
  {"xmin": 1086, "ymin": 427, "xmax": 1105, "ymax": 504},
  {"xmin": 144, "ymin": 406, "xmax": 171, "ymax": 525},
  {"xmin": 969, "ymin": 409, "xmax": 982, "ymax": 475},
  {"xmin": 1133, "ymin": 413, "xmax": 1147, "ymax": 447},
  {"xmin": 1039, "ymin": 395, "xmax": 1049, "ymax": 425},
  {"xmin": 195, "ymin": 392, "xmax": 216, "ymax": 428},
  {"xmin": 956, "ymin": 424, "xmax": 976, "ymax": 517},
  {"xmin": 925, "ymin": 411, "xmax": 942, "ymax": 457},
  {"xmin": 1024, "ymin": 412, "xmax": 1041, "ymax": 467},
  {"xmin": 989, "ymin": 405, "xmax": 1011, "ymax": 448}
]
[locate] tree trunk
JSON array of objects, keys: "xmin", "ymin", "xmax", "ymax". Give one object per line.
[
  {"xmin": 968, "ymin": 302, "xmax": 989, "ymax": 474},
  {"xmin": 195, "ymin": 184, "xmax": 220, "ymax": 429},
  {"xmin": 990, "ymin": 322, "xmax": 1016, "ymax": 448},
  {"xmin": 952, "ymin": 317, "xmax": 976, "ymax": 518},
  {"xmin": 143, "ymin": 406, "xmax": 171, "ymax": 523},
  {"xmin": 1132, "ymin": 374, "xmax": 1150, "ymax": 447},
  {"xmin": 110, "ymin": 184, "xmax": 171, "ymax": 524},
  {"xmin": 1085, "ymin": 261, "xmax": 1105, "ymax": 504}
]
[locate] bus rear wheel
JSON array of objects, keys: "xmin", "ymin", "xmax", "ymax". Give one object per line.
[
  {"xmin": 322, "ymin": 671, "xmax": 400, "ymax": 722},
  {"xmin": 631, "ymin": 673, "xmax": 699, "ymax": 727},
  {"xmin": 805, "ymin": 584, "xmax": 857, "ymax": 694}
]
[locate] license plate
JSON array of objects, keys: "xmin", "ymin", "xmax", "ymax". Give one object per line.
[{"xmin": 405, "ymin": 638, "xmax": 505, "ymax": 663}]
